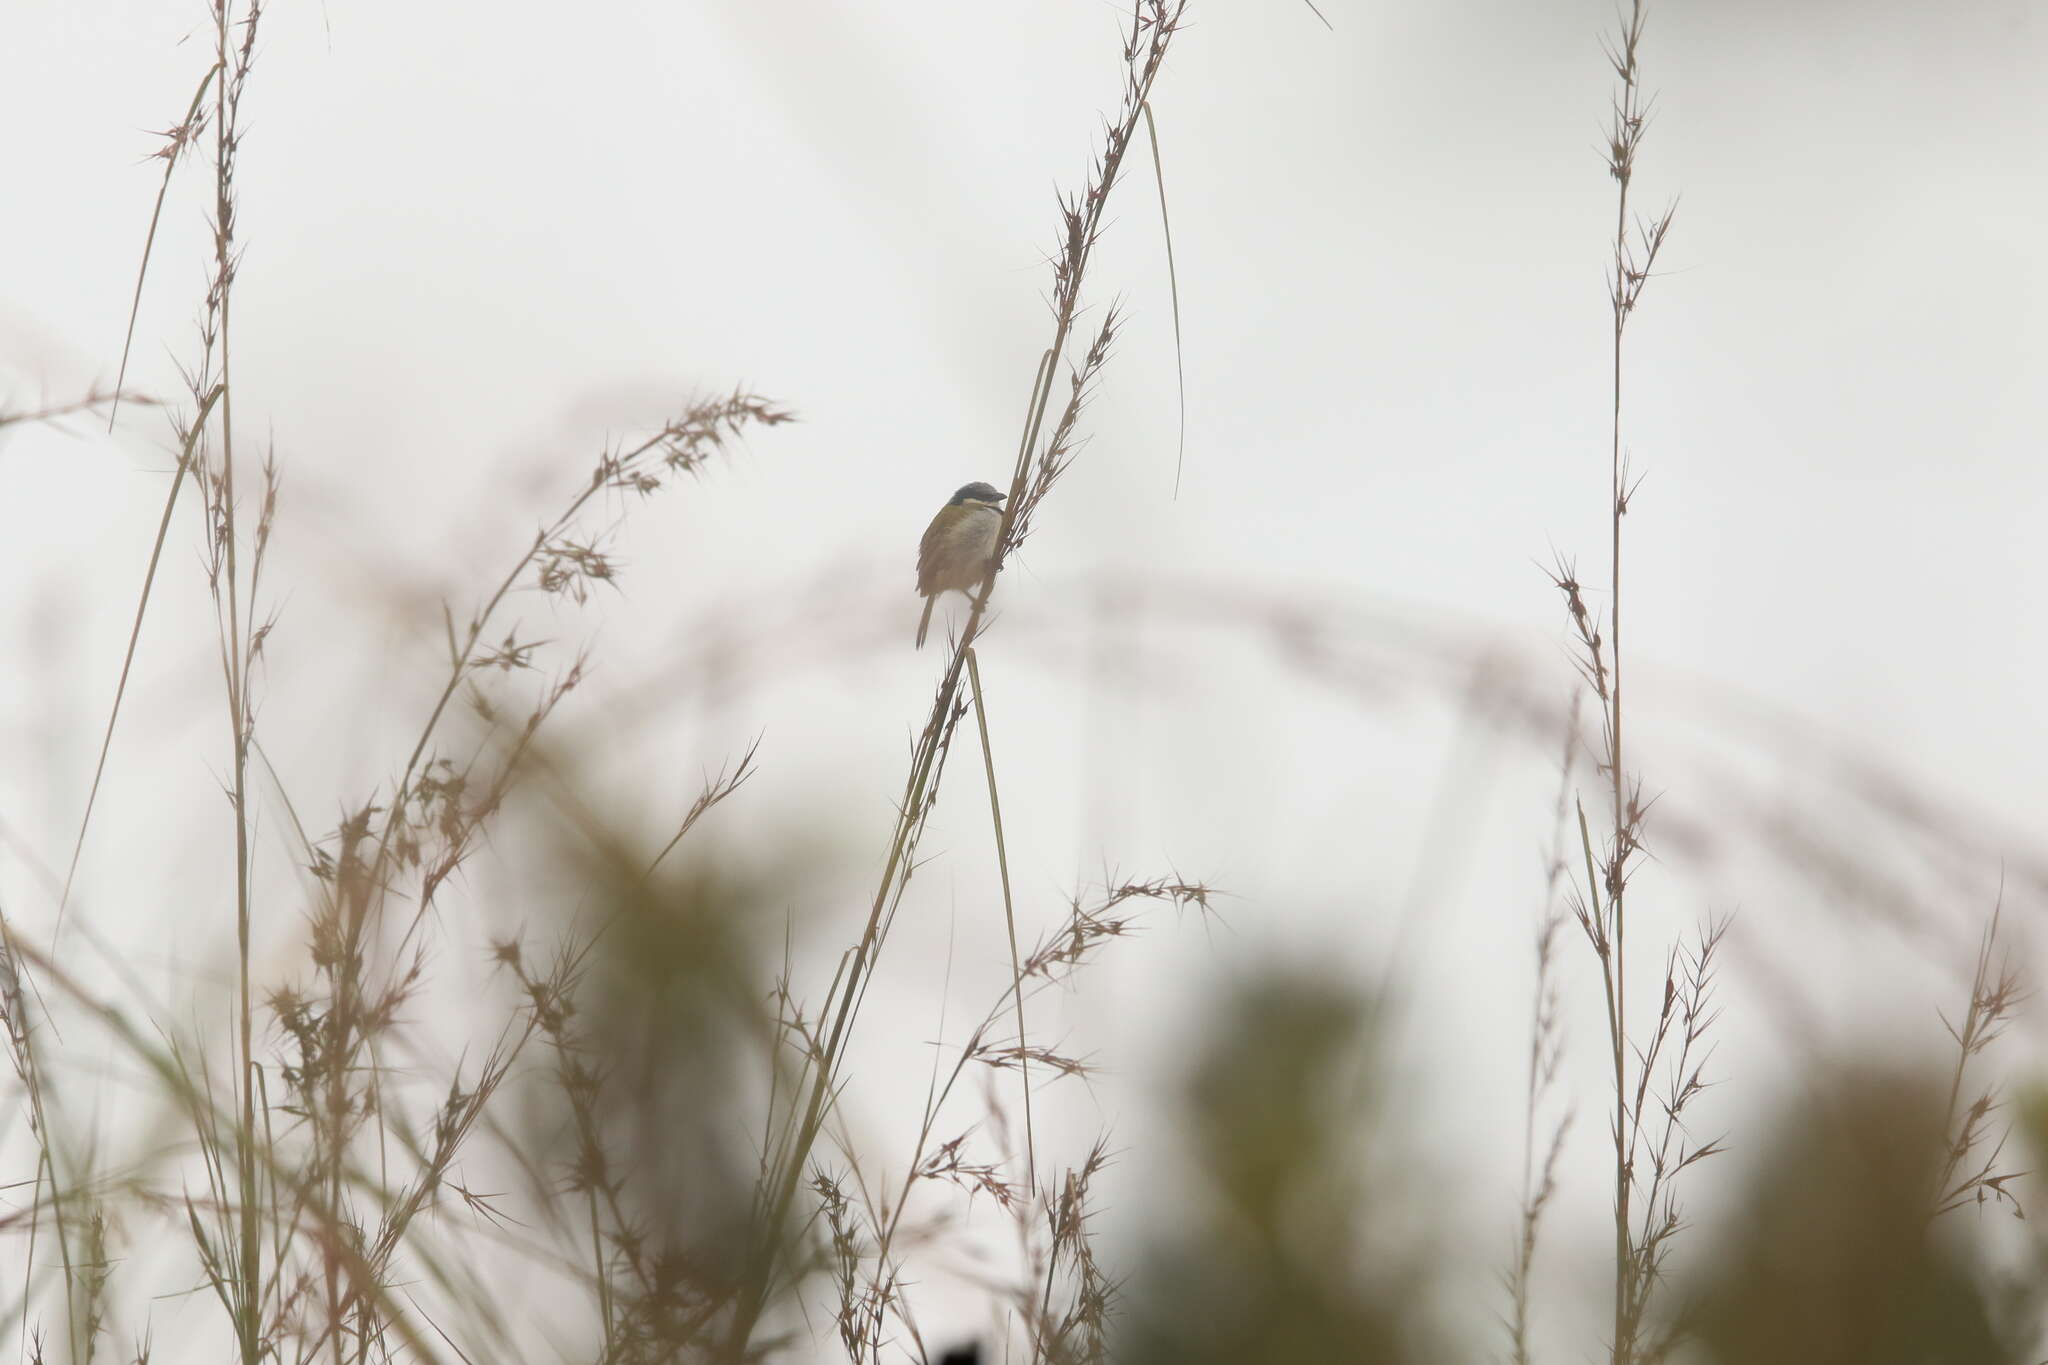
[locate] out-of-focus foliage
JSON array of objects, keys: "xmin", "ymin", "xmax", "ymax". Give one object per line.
[
  {"xmin": 495, "ymin": 816, "xmax": 811, "ymax": 1363},
  {"xmin": 1680, "ymin": 1067, "xmax": 2011, "ymax": 1365},
  {"xmin": 1116, "ymin": 972, "xmax": 1442, "ymax": 1365},
  {"xmin": 1108, "ymin": 969, "xmax": 2038, "ymax": 1365}
]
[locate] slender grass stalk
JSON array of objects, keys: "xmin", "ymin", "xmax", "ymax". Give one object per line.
[
  {"xmin": 1603, "ymin": 10, "xmax": 1638, "ymax": 1350},
  {"xmin": 1932, "ymin": 900, "xmax": 2025, "ymax": 1220},
  {"xmin": 1505, "ymin": 705, "xmax": 1580, "ymax": 1365},
  {"xmin": 201, "ymin": 4, "xmax": 265, "ymax": 1354},
  {"xmin": 1138, "ymin": 102, "xmax": 1186, "ymax": 499},
  {"xmin": 107, "ymin": 66, "xmax": 217, "ymax": 434},
  {"xmin": 45, "ymin": 50, "xmax": 217, "ymax": 1295},
  {"xmin": 57, "ymin": 381, "xmax": 223, "ymax": 944},
  {"xmin": 125, "ymin": 1, "xmax": 273, "ymax": 1355},
  {"xmin": 0, "ymin": 900, "xmax": 74, "ymax": 1360},
  {"xmin": 0, "ymin": 389, "xmax": 150, "ymax": 432},
  {"xmin": 1588, "ymin": 5, "xmax": 1679, "ymax": 1356},
  {"xmin": 968, "ymin": 646, "xmax": 1035, "ymax": 1194}
]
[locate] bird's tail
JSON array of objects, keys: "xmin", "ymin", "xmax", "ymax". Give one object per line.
[{"xmin": 916, "ymin": 596, "xmax": 935, "ymax": 650}]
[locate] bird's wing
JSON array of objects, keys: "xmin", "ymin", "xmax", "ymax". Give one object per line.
[{"xmin": 916, "ymin": 509, "xmax": 948, "ymax": 596}]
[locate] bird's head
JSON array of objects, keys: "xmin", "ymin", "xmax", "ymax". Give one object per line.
[{"xmin": 950, "ymin": 482, "xmax": 1007, "ymax": 507}]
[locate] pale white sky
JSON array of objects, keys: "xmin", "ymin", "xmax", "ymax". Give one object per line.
[{"xmin": 4, "ymin": 0, "xmax": 2046, "ymax": 1358}]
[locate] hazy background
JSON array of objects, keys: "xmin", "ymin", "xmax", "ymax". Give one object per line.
[{"xmin": 4, "ymin": 0, "xmax": 2046, "ymax": 1355}]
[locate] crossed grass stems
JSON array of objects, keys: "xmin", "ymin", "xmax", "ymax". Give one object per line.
[{"xmin": 2, "ymin": 0, "xmax": 2035, "ymax": 1361}]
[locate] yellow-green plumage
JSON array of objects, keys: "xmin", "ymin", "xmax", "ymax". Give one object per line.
[{"xmin": 915, "ymin": 482, "xmax": 1006, "ymax": 649}]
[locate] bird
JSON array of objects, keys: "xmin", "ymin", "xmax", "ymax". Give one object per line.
[{"xmin": 915, "ymin": 481, "xmax": 1007, "ymax": 649}]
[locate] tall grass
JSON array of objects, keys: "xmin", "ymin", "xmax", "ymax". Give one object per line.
[
  {"xmin": 2, "ymin": 2, "xmax": 2043, "ymax": 1363},
  {"xmin": 1539, "ymin": 6, "xmax": 1718, "ymax": 1359}
]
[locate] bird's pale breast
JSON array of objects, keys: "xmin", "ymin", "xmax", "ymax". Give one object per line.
[{"xmin": 928, "ymin": 506, "xmax": 1001, "ymax": 594}]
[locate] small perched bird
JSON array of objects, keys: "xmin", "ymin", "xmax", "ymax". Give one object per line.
[{"xmin": 915, "ymin": 480, "xmax": 1007, "ymax": 649}]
